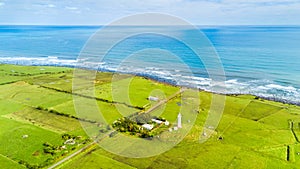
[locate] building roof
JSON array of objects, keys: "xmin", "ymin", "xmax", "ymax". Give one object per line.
[
  {"xmin": 148, "ymin": 96, "xmax": 159, "ymax": 101},
  {"xmin": 142, "ymin": 124, "xmax": 154, "ymax": 130}
]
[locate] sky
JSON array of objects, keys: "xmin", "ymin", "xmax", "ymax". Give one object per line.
[{"xmin": 0, "ymin": 0, "xmax": 300, "ymax": 25}]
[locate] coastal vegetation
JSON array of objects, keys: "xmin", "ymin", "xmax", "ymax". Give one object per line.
[
  {"xmin": 1, "ymin": 64, "xmax": 300, "ymax": 168},
  {"xmin": 111, "ymin": 113, "xmax": 169, "ymax": 138}
]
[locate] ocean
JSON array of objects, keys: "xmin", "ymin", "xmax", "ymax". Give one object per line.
[{"xmin": 0, "ymin": 25, "xmax": 300, "ymax": 104}]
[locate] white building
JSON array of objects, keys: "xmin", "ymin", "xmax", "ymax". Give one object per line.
[
  {"xmin": 164, "ymin": 120, "xmax": 170, "ymax": 126},
  {"xmin": 151, "ymin": 119, "xmax": 163, "ymax": 124},
  {"xmin": 142, "ymin": 124, "xmax": 154, "ymax": 130},
  {"xmin": 151, "ymin": 119, "xmax": 170, "ymax": 126},
  {"xmin": 177, "ymin": 113, "xmax": 182, "ymax": 128},
  {"xmin": 64, "ymin": 139, "xmax": 76, "ymax": 145},
  {"xmin": 148, "ymin": 96, "xmax": 159, "ymax": 101}
]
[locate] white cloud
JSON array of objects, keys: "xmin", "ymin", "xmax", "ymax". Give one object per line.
[
  {"xmin": 0, "ymin": 0, "xmax": 299, "ymax": 25},
  {"xmin": 65, "ymin": 6, "xmax": 78, "ymax": 10},
  {"xmin": 47, "ymin": 4, "xmax": 55, "ymax": 8},
  {"xmin": 0, "ymin": 2, "xmax": 5, "ymax": 6}
]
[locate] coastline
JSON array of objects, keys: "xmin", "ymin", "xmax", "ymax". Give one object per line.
[
  {"xmin": 1, "ymin": 25, "xmax": 300, "ymax": 106},
  {"xmin": 1, "ymin": 63, "xmax": 299, "ymax": 107},
  {"xmin": 1, "ymin": 63, "xmax": 300, "ymax": 168}
]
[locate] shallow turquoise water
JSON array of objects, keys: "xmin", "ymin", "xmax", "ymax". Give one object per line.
[{"xmin": 0, "ymin": 25, "xmax": 300, "ymax": 104}]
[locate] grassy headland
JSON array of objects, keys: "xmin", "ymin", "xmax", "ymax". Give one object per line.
[{"xmin": 0, "ymin": 64, "xmax": 300, "ymax": 169}]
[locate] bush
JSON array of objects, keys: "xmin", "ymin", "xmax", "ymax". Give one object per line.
[
  {"xmin": 134, "ymin": 113, "xmax": 152, "ymax": 124},
  {"xmin": 109, "ymin": 131, "xmax": 118, "ymax": 137},
  {"xmin": 61, "ymin": 133, "xmax": 75, "ymax": 140},
  {"xmin": 99, "ymin": 129, "xmax": 107, "ymax": 133},
  {"xmin": 155, "ymin": 116, "xmax": 166, "ymax": 122},
  {"xmin": 43, "ymin": 147, "xmax": 54, "ymax": 154},
  {"xmin": 43, "ymin": 142, "xmax": 53, "ymax": 147},
  {"xmin": 106, "ymin": 125, "xmax": 112, "ymax": 130}
]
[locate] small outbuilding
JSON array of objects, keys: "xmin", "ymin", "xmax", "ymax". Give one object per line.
[
  {"xmin": 64, "ymin": 139, "xmax": 76, "ymax": 145},
  {"xmin": 151, "ymin": 119, "xmax": 163, "ymax": 124},
  {"xmin": 164, "ymin": 121, "xmax": 170, "ymax": 126},
  {"xmin": 151, "ymin": 119, "xmax": 170, "ymax": 126},
  {"xmin": 148, "ymin": 96, "xmax": 159, "ymax": 102},
  {"xmin": 142, "ymin": 124, "xmax": 154, "ymax": 130}
]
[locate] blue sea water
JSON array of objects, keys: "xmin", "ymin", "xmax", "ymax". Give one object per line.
[{"xmin": 0, "ymin": 25, "xmax": 300, "ymax": 104}]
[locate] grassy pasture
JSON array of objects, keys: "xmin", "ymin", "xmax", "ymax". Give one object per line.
[
  {"xmin": 0, "ymin": 99, "xmax": 24, "ymax": 116},
  {"xmin": 1, "ymin": 64, "xmax": 300, "ymax": 168},
  {"xmin": 5, "ymin": 107, "xmax": 83, "ymax": 133},
  {"xmin": 0, "ymin": 117, "xmax": 62, "ymax": 165},
  {"xmin": 150, "ymin": 96, "xmax": 181, "ymax": 122},
  {"xmin": 240, "ymin": 101, "xmax": 283, "ymax": 121},
  {"xmin": 26, "ymin": 71, "xmax": 118, "ymax": 93},
  {"xmin": 0, "ymin": 64, "xmax": 71, "ymax": 85},
  {"xmin": 78, "ymin": 76, "xmax": 179, "ymax": 108},
  {"xmin": 59, "ymin": 147, "xmax": 136, "ymax": 169},
  {"xmin": 52, "ymin": 98, "xmax": 138, "ymax": 124},
  {"xmin": 216, "ymin": 114, "xmax": 295, "ymax": 148},
  {"xmin": 60, "ymin": 87, "xmax": 300, "ymax": 169},
  {"xmin": 0, "ymin": 72, "xmax": 26, "ymax": 84},
  {"xmin": 259, "ymin": 109, "xmax": 300, "ymax": 130},
  {"xmin": 293, "ymin": 144, "xmax": 300, "ymax": 165},
  {"xmin": 25, "ymin": 72, "xmax": 74, "ymax": 92},
  {"xmin": 0, "ymin": 82, "xmax": 72, "ymax": 108},
  {"xmin": 61, "ymin": 91, "xmax": 300, "ymax": 169},
  {"xmin": 0, "ymin": 154, "xmax": 26, "ymax": 169},
  {"xmin": 257, "ymin": 145, "xmax": 288, "ymax": 161},
  {"xmin": 227, "ymin": 149, "xmax": 293, "ymax": 169},
  {"xmin": 72, "ymin": 135, "xmax": 240, "ymax": 169},
  {"xmin": 222, "ymin": 95, "xmax": 251, "ymax": 116},
  {"xmin": 0, "ymin": 64, "xmax": 72, "ymax": 75}
]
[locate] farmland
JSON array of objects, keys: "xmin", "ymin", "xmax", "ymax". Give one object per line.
[{"xmin": 1, "ymin": 64, "xmax": 300, "ymax": 168}]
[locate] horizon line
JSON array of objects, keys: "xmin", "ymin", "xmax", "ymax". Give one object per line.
[{"xmin": 1, "ymin": 24, "xmax": 300, "ymax": 27}]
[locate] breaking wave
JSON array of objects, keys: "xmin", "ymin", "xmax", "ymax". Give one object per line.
[{"xmin": 1, "ymin": 56, "xmax": 300, "ymax": 105}]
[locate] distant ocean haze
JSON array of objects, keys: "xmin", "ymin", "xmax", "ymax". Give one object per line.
[{"xmin": 0, "ymin": 25, "xmax": 300, "ymax": 104}]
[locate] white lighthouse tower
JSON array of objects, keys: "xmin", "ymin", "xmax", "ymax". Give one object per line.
[{"xmin": 177, "ymin": 113, "xmax": 182, "ymax": 128}]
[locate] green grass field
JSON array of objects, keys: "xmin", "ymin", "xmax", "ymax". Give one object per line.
[
  {"xmin": 5, "ymin": 107, "xmax": 83, "ymax": 133},
  {"xmin": 78, "ymin": 75, "xmax": 179, "ymax": 108},
  {"xmin": 0, "ymin": 64, "xmax": 72, "ymax": 85},
  {"xmin": 1, "ymin": 64, "xmax": 300, "ymax": 169},
  {"xmin": 59, "ymin": 147, "xmax": 136, "ymax": 169},
  {"xmin": 0, "ymin": 82, "xmax": 73, "ymax": 108},
  {"xmin": 0, "ymin": 117, "xmax": 62, "ymax": 165},
  {"xmin": 0, "ymin": 153, "xmax": 26, "ymax": 169}
]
